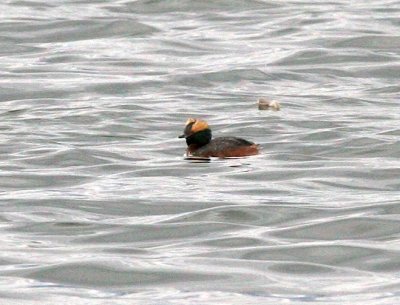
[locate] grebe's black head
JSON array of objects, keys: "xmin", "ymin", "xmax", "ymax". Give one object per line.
[{"xmin": 178, "ymin": 118, "xmax": 212, "ymax": 147}]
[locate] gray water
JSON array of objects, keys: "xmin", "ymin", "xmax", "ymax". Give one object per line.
[{"xmin": 1, "ymin": 0, "xmax": 400, "ymax": 304}]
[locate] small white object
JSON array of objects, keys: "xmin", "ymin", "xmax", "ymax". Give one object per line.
[{"xmin": 258, "ymin": 97, "xmax": 281, "ymax": 111}]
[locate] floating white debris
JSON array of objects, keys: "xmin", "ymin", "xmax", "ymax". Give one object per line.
[{"xmin": 258, "ymin": 97, "xmax": 281, "ymax": 111}]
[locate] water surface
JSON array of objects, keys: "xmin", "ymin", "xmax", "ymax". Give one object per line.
[{"xmin": 1, "ymin": 0, "xmax": 400, "ymax": 304}]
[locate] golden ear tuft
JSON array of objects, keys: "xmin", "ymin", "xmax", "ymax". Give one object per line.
[
  {"xmin": 191, "ymin": 119, "xmax": 209, "ymax": 133},
  {"xmin": 185, "ymin": 118, "xmax": 197, "ymax": 126}
]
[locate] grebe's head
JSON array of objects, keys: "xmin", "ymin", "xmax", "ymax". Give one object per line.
[{"xmin": 178, "ymin": 118, "xmax": 210, "ymax": 139}]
